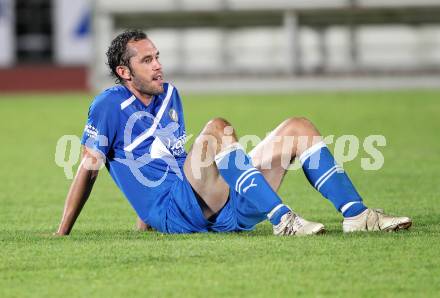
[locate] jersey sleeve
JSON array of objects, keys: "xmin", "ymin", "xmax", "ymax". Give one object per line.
[{"xmin": 81, "ymin": 98, "xmax": 119, "ymax": 156}]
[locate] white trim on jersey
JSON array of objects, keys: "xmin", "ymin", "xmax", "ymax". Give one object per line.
[
  {"xmin": 120, "ymin": 95, "xmax": 136, "ymax": 110},
  {"xmin": 150, "ymin": 137, "xmax": 172, "ymax": 159},
  {"xmin": 124, "ymin": 84, "xmax": 174, "ymax": 152}
]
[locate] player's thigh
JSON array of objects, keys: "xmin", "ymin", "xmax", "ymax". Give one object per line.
[{"xmin": 183, "ymin": 144, "xmax": 229, "ymax": 213}]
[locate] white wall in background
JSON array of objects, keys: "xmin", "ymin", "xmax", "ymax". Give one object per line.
[
  {"xmin": 298, "ymin": 25, "xmax": 440, "ymax": 73},
  {"xmin": 358, "ymin": 25, "xmax": 440, "ymax": 70},
  {"xmin": 145, "ymin": 25, "xmax": 440, "ymax": 74}
]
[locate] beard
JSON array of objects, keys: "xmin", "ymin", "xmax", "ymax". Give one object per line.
[{"xmin": 133, "ymin": 77, "xmax": 164, "ymax": 96}]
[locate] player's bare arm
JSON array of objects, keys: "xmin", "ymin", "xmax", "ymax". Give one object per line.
[
  {"xmin": 56, "ymin": 145, "xmax": 152, "ymax": 235},
  {"xmin": 55, "ymin": 147, "xmax": 102, "ymax": 235}
]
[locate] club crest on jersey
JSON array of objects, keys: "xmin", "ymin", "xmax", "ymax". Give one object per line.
[{"xmin": 169, "ymin": 108, "xmax": 178, "ymax": 122}]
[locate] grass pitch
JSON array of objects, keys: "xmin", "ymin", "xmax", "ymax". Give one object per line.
[{"xmin": 0, "ymin": 89, "xmax": 439, "ymax": 297}]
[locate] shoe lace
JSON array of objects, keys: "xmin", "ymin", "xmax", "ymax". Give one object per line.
[
  {"xmin": 285, "ymin": 212, "xmax": 304, "ymax": 235},
  {"xmin": 293, "ymin": 214, "xmax": 304, "ymax": 228}
]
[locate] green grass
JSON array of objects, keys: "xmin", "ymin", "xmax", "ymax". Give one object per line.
[{"xmin": 1, "ymin": 89, "xmax": 439, "ymax": 297}]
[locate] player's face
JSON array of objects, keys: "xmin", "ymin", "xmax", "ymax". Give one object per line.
[{"xmin": 126, "ymin": 39, "xmax": 164, "ymax": 96}]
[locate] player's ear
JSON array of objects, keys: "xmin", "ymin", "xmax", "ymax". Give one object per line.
[{"xmin": 116, "ymin": 65, "xmax": 131, "ymax": 81}]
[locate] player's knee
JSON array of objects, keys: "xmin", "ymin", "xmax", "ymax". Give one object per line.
[
  {"xmin": 203, "ymin": 117, "xmax": 233, "ymax": 136},
  {"xmin": 282, "ymin": 116, "xmax": 316, "ymax": 136}
]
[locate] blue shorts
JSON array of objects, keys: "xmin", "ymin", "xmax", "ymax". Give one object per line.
[{"xmin": 164, "ymin": 173, "xmax": 267, "ymax": 234}]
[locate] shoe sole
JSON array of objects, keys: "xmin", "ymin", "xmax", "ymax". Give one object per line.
[
  {"xmin": 383, "ymin": 220, "xmax": 412, "ymax": 232},
  {"xmin": 287, "ymin": 226, "xmax": 326, "ymax": 236},
  {"xmin": 343, "ymin": 220, "xmax": 413, "ymax": 233},
  {"xmin": 315, "ymin": 227, "xmax": 326, "ymax": 235},
  {"xmin": 309, "ymin": 226, "xmax": 326, "ymax": 235}
]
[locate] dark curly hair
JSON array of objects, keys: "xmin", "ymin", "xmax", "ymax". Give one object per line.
[{"xmin": 106, "ymin": 29, "xmax": 148, "ymax": 84}]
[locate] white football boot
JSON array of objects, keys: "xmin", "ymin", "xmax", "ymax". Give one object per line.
[
  {"xmin": 273, "ymin": 211, "xmax": 325, "ymax": 236},
  {"xmin": 343, "ymin": 208, "xmax": 412, "ymax": 233}
]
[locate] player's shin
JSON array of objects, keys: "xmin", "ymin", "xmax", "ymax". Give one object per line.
[
  {"xmin": 214, "ymin": 143, "xmax": 289, "ymax": 225},
  {"xmin": 299, "ymin": 141, "xmax": 367, "ymax": 217}
]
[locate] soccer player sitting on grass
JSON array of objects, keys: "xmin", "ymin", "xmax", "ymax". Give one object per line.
[{"xmin": 55, "ymin": 29, "xmax": 412, "ymax": 236}]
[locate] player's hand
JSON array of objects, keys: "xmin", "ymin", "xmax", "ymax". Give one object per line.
[
  {"xmin": 136, "ymin": 217, "xmax": 153, "ymax": 232},
  {"xmin": 53, "ymin": 230, "xmax": 69, "ymax": 236}
]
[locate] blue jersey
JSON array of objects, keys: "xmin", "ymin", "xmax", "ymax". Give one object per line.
[{"xmin": 81, "ymin": 83, "xmax": 188, "ymax": 231}]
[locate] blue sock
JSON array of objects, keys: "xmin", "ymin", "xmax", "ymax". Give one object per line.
[
  {"xmin": 214, "ymin": 143, "xmax": 290, "ymax": 225},
  {"xmin": 340, "ymin": 201, "xmax": 367, "ymax": 217},
  {"xmin": 299, "ymin": 141, "xmax": 367, "ymax": 217},
  {"xmin": 267, "ymin": 204, "xmax": 292, "ymax": 225}
]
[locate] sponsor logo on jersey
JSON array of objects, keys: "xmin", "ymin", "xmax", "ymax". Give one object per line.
[
  {"xmin": 169, "ymin": 108, "xmax": 178, "ymax": 122},
  {"xmin": 167, "ymin": 132, "xmax": 187, "ymax": 156},
  {"xmin": 84, "ymin": 124, "xmax": 98, "ymax": 138}
]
